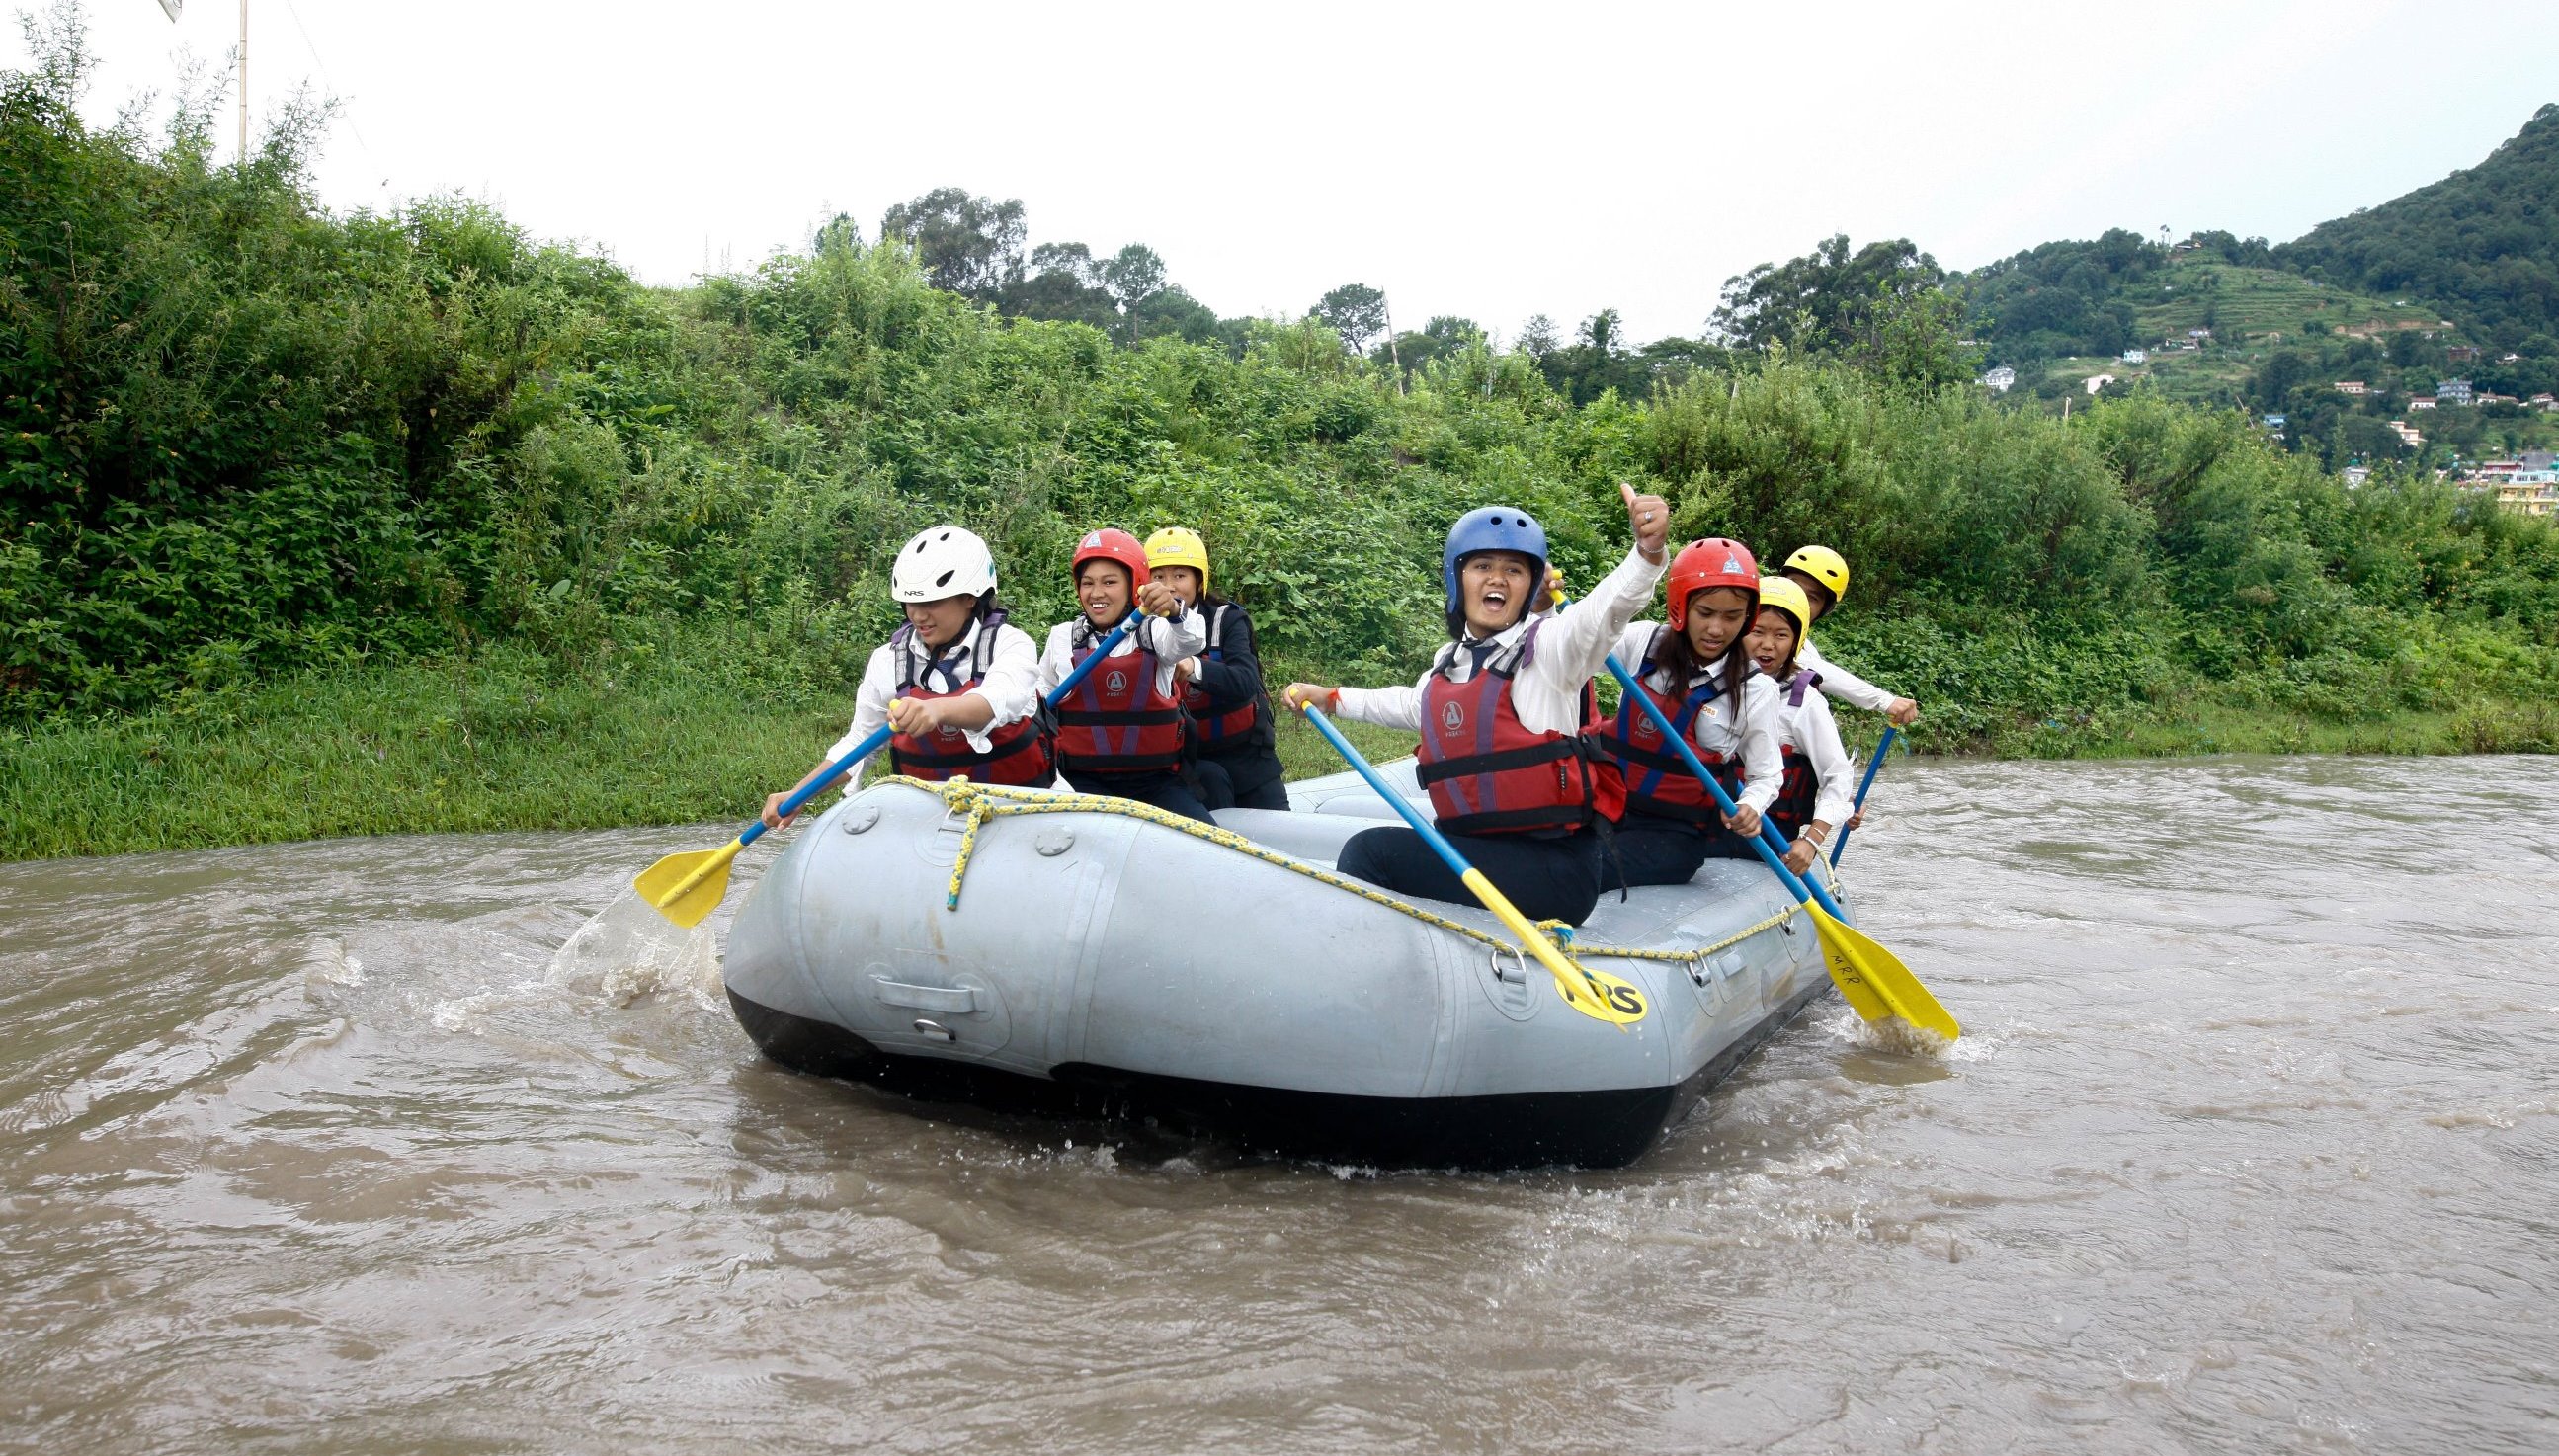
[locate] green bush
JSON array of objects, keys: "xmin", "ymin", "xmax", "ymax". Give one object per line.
[{"xmin": 5, "ymin": 12, "xmax": 2556, "ymax": 760}]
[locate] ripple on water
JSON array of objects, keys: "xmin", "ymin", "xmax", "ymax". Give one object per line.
[{"xmin": 2, "ymin": 761, "xmax": 2557, "ymax": 1452}]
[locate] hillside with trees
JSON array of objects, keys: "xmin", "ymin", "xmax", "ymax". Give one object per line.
[
  {"xmin": 4, "ymin": 14, "xmax": 2555, "ymax": 855},
  {"xmin": 2276, "ymin": 103, "xmax": 2559, "ymax": 370},
  {"xmin": 1952, "ymin": 105, "xmax": 2559, "ymax": 470}
]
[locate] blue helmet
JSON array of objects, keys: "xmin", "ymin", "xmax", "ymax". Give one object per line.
[{"xmin": 1442, "ymin": 506, "xmax": 1548, "ymax": 614}]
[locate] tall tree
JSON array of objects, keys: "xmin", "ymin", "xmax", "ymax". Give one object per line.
[
  {"xmin": 1517, "ymin": 314, "xmax": 1561, "ymax": 364},
  {"xmin": 812, "ymin": 212, "xmax": 862, "ymax": 254},
  {"xmin": 1711, "ymin": 235, "xmax": 1975, "ymax": 390},
  {"xmin": 877, "ymin": 188, "xmax": 1027, "ymax": 300},
  {"xmin": 1710, "ymin": 234, "xmax": 1946, "ymax": 354},
  {"xmin": 1313, "ymin": 283, "xmax": 1389, "ymax": 355},
  {"xmin": 1004, "ymin": 242, "xmax": 1117, "ymax": 329}
]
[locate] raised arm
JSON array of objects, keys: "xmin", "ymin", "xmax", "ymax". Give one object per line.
[{"xmin": 1528, "ymin": 482, "xmax": 1669, "ymax": 691}]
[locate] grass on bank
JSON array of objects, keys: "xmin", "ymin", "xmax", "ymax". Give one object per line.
[
  {"xmin": 8, "ymin": 638, "xmax": 2556, "ymax": 862},
  {"xmin": 0, "ymin": 641, "xmax": 1418, "ymax": 862}
]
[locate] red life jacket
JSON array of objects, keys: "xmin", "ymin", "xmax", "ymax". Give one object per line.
[
  {"xmin": 1414, "ymin": 622, "xmax": 1603, "ymax": 836},
  {"xmin": 885, "ymin": 611, "xmax": 1054, "ymax": 786},
  {"xmin": 1575, "ymin": 679, "xmax": 1629, "ymax": 824},
  {"xmin": 1587, "ymin": 628, "xmax": 1748, "ymax": 827},
  {"xmin": 1767, "ymin": 669, "xmax": 1826, "ymax": 839},
  {"xmin": 1183, "ymin": 602, "xmax": 1266, "ymax": 746},
  {"xmin": 1055, "ymin": 620, "xmax": 1188, "ymax": 775}
]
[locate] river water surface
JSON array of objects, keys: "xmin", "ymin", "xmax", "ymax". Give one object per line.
[{"xmin": 4, "ymin": 757, "xmax": 2555, "ymax": 1453}]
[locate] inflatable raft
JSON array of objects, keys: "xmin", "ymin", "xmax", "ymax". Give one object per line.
[{"xmin": 721, "ymin": 764, "xmax": 1847, "ymax": 1170}]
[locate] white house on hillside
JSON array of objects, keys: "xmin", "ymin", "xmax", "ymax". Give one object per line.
[{"xmin": 1979, "ymin": 366, "xmax": 2016, "ymax": 393}]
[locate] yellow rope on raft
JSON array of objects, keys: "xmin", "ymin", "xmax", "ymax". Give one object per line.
[{"xmin": 883, "ymin": 776, "xmax": 1801, "ymax": 972}]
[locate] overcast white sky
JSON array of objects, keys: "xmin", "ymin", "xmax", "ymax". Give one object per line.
[{"xmin": 14, "ymin": 0, "xmax": 2553, "ymax": 342}]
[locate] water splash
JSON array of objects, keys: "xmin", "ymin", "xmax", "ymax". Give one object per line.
[{"xmin": 545, "ymin": 891, "xmax": 723, "ymax": 1010}]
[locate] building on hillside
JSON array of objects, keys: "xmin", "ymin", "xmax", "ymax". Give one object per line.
[
  {"xmin": 2480, "ymin": 392, "xmax": 2519, "ymax": 406},
  {"xmin": 2494, "ymin": 476, "xmax": 2556, "ymax": 517},
  {"xmin": 2410, "ymin": 397, "xmax": 2436, "ymax": 410},
  {"xmin": 2343, "ymin": 465, "xmax": 2372, "ymax": 487},
  {"xmin": 2500, "ymin": 353, "xmax": 2521, "ymax": 364},
  {"xmin": 2389, "ymin": 420, "xmax": 2426, "ymax": 448},
  {"xmin": 2188, "ymin": 328, "xmax": 2213, "ymax": 342},
  {"xmin": 2264, "ymin": 414, "xmax": 2287, "ymax": 430},
  {"xmin": 2085, "ymin": 373, "xmax": 2116, "ymax": 395},
  {"xmin": 2531, "ymin": 393, "xmax": 2556, "ymax": 411},
  {"xmin": 2523, "ymin": 450, "xmax": 2558, "ymax": 472},
  {"xmin": 2121, "ymin": 349, "xmax": 2147, "ymax": 364},
  {"xmin": 2336, "ymin": 380, "xmax": 2367, "ymax": 395},
  {"xmin": 2446, "ymin": 344, "xmax": 2480, "ymax": 364},
  {"xmin": 2437, "ymin": 378, "xmax": 2474, "ymax": 406},
  {"xmin": 1979, "ymin": 365, "xmax": 2016, "ymax": 393}
]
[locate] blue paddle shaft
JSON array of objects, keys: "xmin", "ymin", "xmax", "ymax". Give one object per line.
[
  {"xmin": 1829, "ymin": 725, "xmax": 1897, "ymax": 866},
  {"xmin": 1297, "ymin": 702, "xmax": 1477, "ymax": 880},
  {"xmin": 736, "ymin": 611, "xmax": 1140, "ymax": 846},
  {"xmin": 1599, "ymin": 652, "xmax": 1842, "ymax": 914}
]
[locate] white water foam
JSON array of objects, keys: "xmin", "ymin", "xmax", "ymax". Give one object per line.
[{"xmin": 544, "ymin": 891, "xmax": 724, "ymax": 1011}]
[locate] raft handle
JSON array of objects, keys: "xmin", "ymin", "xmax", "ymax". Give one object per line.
[
  {"xmin": 872, "ymin": 977, "xmax": 978, "ymax": 1014},
  {"xmin": 1488, "ymin": 947, "xmax": 1527, "ymax": 985}
]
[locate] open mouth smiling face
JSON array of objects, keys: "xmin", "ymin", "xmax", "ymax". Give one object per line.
[{"xmin": 1461, "ymin": 551, "xmax": 1536, "ymax": 634}]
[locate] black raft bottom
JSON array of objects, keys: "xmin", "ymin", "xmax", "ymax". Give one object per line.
[{"xmin": 726, "ymin": 984, "xmax": 1827, "ymax": 1172}]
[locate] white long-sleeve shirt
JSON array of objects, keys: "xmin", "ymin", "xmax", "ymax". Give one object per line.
[
  {"xmin": 1334, "ymin": 545, "xmax": 1666, "ymax": 736},
  {"xmin": 1035, "ymin": 607, "xmax": 1208, "ymax": 699},
  {"xmin": 1795, "ymin": 637, "xmax": 1897, "ymax": 714},
  {"xmin": 826, "ymin": 618, "xmax": 1043, "ymax": 764},
  {"xmin": 1609, "ymin": 623, "xmax": 1784, "ymax": 814},
  {"xmin": 1772, "ymin": 671, "xmax": 1857, "ymax": 828}
]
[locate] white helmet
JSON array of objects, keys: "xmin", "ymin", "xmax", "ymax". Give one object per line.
[{"xmin": 890, "ymin": 525, "xmax": 998, "ymax": 603}]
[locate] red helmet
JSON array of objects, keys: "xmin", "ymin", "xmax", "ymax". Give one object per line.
[
  {"xmin": 1070, "ymin": 527, "xmax": 1149, "ymax": 588},
  {"xmin": 1667, "ymin": 537, "xmax": 1760, "ymax": 624}
]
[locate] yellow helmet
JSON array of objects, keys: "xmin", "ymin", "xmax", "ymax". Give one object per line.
[
  {"xmin": 1754, "ymin": 577, "xmax": 1816, "ymax": 640},
  {"xmin": 1782, "ymin": 544, "xmax": 1850, "ymax": 606},
  {"xmin": 1144, "ymin": 526, "xmax": 1211, "ymax": 592}
]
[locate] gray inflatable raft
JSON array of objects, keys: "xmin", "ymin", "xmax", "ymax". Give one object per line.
[{"xmin": 722, "ymin": 763, "xmax": 1844, "ymax": 1170}]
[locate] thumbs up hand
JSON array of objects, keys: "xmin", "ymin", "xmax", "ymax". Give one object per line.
[{"xmin": 1622, "ymin": 481, "xmax": 1670, "ymax": 563}]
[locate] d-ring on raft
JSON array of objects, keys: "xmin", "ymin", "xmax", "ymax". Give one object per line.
[{"xmin": 720, "ymin": 762, "xmax": 1857, "ymax": 1170}]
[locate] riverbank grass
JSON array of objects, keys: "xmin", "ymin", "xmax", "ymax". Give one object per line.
[
  {"xmin": 8, "ymin": 643, "xmax": 2552, "ymax": 862},
  {"xmin": 1, "ymin": 644, "xmax": 1423, "ymax": 861}
]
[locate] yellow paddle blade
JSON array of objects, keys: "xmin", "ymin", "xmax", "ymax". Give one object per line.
[
  {"xmin": 632, "ymin": 840, "xmax": 745, "ymax": 930},
  {"xmin": 1462, "ymin": 869, "xmax": 1647, "ymax": 1027},
  {"xmin": 1805, "ymin": 900, "xmax": 1959, "ymax": 1042}
]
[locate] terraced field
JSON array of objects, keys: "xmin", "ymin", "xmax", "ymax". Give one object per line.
[
  {"xmin": 2131, "ymin": 252, "xmax": 2446, "ymax": 344},
  {"xmin": 2019, "ymin": 254, "xmax": 2469, "ymax": 409}
]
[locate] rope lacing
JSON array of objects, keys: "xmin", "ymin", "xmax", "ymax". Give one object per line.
[{"xmin": 885, "ymin": 776, "xmax": 1800, "ymax": 975}]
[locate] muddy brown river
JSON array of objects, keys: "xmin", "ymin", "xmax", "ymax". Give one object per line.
[{"xmin": 4, "ymin": 757, "xmax": 2554, "ymax": 1453}]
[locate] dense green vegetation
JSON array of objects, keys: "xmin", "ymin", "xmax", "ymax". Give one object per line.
[
  {"xmin": 1956, "ymin": 105, "xmax": 2559, "ymax": 471},
  {"xmin": 5, "ymin": 15, "xmax": 2556, "ymax": 858},
  {"xmin": 2277, "ymin": 104, "xmax": 2559, "ymax": 370}
]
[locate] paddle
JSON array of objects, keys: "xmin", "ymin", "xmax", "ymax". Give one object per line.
[
  {"xmin": 634, "ymin": 612, "xmax": 1140, "ymax": 929},
  {"xmin": 1828, "ymin": 725, "xmax": 1898, "ymax": 866},
  {"xmin": 1592, "ymin": 644, "xmax": 1956, "ymax": 1040},
  {"xmin": 1290, "ymin": 697, "xmax": 1648, "ymax": 1029}
]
